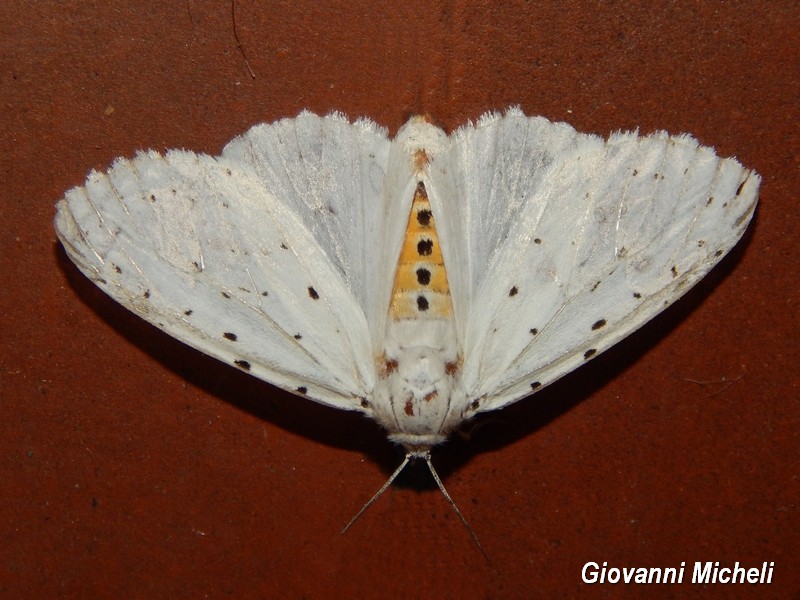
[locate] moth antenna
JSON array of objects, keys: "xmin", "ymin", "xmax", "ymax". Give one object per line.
[
  {"xmin": 424, "ymin": 453, "xmax": 496, "ymax": 573},
  {"xmin": 341, "ymin": 453, "xmax": 411, "ymax": 533}
]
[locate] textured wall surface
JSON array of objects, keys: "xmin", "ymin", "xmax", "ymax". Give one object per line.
[{"xmin": 1, "ymin": 2, "xmax": 797, "ymax": 598}]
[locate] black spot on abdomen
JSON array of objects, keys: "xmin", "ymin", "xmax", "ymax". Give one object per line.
[
  {"xmin": 417, "ymin": 209, "xmax": 432, "ymax": 227},
  {"xmin": 416, "ymin": 268, "xmax": 431, "ymax": 285}
]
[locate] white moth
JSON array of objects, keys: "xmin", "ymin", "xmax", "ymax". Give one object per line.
[{"xmin": 55, "ymin": 108, "xmax": 758, "ymax": 537}]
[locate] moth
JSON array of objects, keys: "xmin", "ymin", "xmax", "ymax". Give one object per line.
[{"xmin": 55, "ymin": 108, "xmax": 759, "ymax": 535}]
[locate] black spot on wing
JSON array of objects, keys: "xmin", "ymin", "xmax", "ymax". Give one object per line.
[
  {"xmin": 183, "ymin": 309, "xmax": 193, "ymax": 316},
  {"xmin": 143, "ymin": 290, "xmax": 151, "ymax": 299},
  {"xmin": 530, "ymin": 328, "xmax": 538, "ymax": 335},
  {"xmin": 633, "ymin": 292, "xmax": 642, "ymax": 299},
  {"xmin": 417, "ymin": 296, "xmax": 429, "ymax": 311},
  {"xmin": 417, "ymin": 209, "xmax": 432, "ymax": 227},
  {"xmin": 296, "ymin": 386, "xmax": 307, "ymax": 395},
  {"xmin": 584, "ymin": 349, "xmax": 596, "ymax": 360},
  {"xmin": 223, "ymin": 332, "xmax": 237, "ymax": 341},
  {"xmin": 293, "ymin": 334, "xmax": 302, "ymax": 340},
  {"xmin": 417, "ymin": 239, "xmax": 433, "ymax": 256},
  {"xmin": 222, "ymin": 291, "xmax": 231, "ymax": 299},
  {"xmin": 530, "ymin": 381, "xmax": 541, "ymax": 390},
  {"xmin": 509, "ymin": 286, "xmax": 518, "ymax": 297},
  {"xmin": 308, "ymin": 286, "xmax": 319, "ymax": 300},
  {"xmin": 234, "ymin": 360, "xmax": 251, "ymax": 371},
  {"xmin": 734, "ymin": 206, "xmax": 754, "ymax": 229},
  {"xmin": 591, "ymin": 319, "xmax": 606, "ymax": 330}
]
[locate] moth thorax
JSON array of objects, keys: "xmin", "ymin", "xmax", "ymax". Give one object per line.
[{"xmin": 381, "ymin": 319, "xmax": 460, "ymax": 449}]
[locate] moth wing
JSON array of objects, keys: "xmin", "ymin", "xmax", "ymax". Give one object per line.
[
  {"xmin": 428, "ymin": 109, "xmax": 758, "ymax": 412},
  {"xmin": 221, "ymin": 110, "xmax": 411, "ymax": 344},
  {"xmin": 55, "ymin": 116, "xmax": 394, "ymax": 410}
]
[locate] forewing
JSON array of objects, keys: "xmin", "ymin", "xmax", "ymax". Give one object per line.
[
  {"xmin": 435, "ymin": 110, "xmax": 759, "ymax": 411},
  {"xmin": 55, "ymin": 146, "xmax": 382, "ymax": 410}
]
